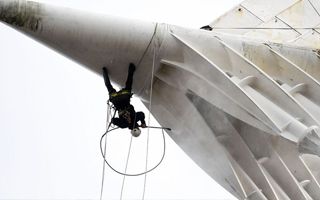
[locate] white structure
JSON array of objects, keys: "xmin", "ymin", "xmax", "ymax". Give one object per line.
[{"xmin": 1, "ymin": 0, "xmax": 320, "ymax": 199}]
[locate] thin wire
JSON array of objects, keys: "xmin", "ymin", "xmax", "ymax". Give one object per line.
[
  {"xmin": 99, "ymin": 102, "xmax": 112, "ymax": 200},
  {"xmin": 142, "ymin": 126, "xmax": 150, "ymax": 199},
  {"xmin": 142, "ymin": 42, "xmax": 157, "ymax": 200},
  {"xmin": 307, "ymin": 0, "xmax": 320, "ymax": 17},
  {"xmin": 136, "ymin": 23, "xmax": 159, "ymax": 97},
  {"xmin": 137, "ymin": 23, "xmax": 159, "ymax": 67},
  {"xmin": 99, "ymin": 116, "xmax": 168, "ymax": 196},
  {"xmin": 119, "ymin": 83, "xmax": 139, "ymax": 200},
  {"xmin": 100, "ymin": 124, "xmax": 167, "ymax": 176},
  {"xmin": 99, "ymin": 49, "xmax": 167, "ymax": 177},
  {"xmin": 119, "ymin": 135, "xmax": 134, "ymax": 200},
  {"xmin": 99, "ymin": 35, "xmax": 168, "ymax": 198}
]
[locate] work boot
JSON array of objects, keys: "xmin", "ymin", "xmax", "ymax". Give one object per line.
[
  {"xmin": 129, "ymin": 63, "xmax": 136, "ymax": 73},
  {"xmin": 103, "ymin": 67, "xmax": 108, "ymax": 74}
]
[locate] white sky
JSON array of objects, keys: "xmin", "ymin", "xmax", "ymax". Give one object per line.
[{"xmin": 0, "ymin": 0, "xmax": 242, "ymax": 199}]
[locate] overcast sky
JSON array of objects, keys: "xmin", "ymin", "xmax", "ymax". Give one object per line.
[{"xmin": 0, "ymin": 0, "xmax": 242, "ymax": 199}]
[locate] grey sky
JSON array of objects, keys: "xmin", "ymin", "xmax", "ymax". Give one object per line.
[{"xmin": 0, "ymin": 0, "xmax": 242, "ymax": 199}]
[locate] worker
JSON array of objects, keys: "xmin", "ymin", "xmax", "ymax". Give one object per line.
[{"xmin": 102, "ymin": 63, "xmax": 146, "ymax": 136}]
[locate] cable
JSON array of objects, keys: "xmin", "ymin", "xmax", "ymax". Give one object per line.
[
  {"xmin": 99, "ymin": 102, "xmax": 113, "ymax": 200},
  {"xmin": 99, "ymin": 37, "xmax": 168, "ymax": 178},
  {"xmin": 119, "ymin": 99, "xmax": 140, "ymax": 200},
  {"xmin": 99, "ymin": 122, "xmax": 167, "ymax": 177},
  {"xmin": 98, "ymin": 111, "xmax": 169, "ymax": 199},
  {"xmin": 99, "ymin": 27, "xmax": 168, "ymax": 198},
  {"xmin": 136, "ymin": 23, "xmax": 160, "ymax": 97},
  {"xmin": 142, "ymin": 44, "xmax": 157, "ymax": 200},
  {"xmin": 119, "ymin": 134, "xmax": 133, "ymax": 200},
  {"xmin": 137, "ymin": 23, "xmax": 158, "ymax": 67}
]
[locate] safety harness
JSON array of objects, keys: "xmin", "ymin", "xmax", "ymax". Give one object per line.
[{"xmin": 109, "ymin": 89, "xmax": 132, "ymax": 106}]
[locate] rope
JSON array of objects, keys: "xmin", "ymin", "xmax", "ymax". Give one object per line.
[
  {"xmin": 99, "ymin": 25, "xmax": 169, "ymax": 199},
  {"xmin": 136, "ymin": 23, "xmax": 160, "ymax": 97},
  {"xmin": 137, "ymin": 23, "xmax": 158, "ymax": 67},
  {"xmin": 119, "ymin": 135, "xmax": 133, "ymax": 200},
  {"xmin": 119, "ymin": 100, "xmax": 139, "ymax": 200},
  {"xmin": 99, "ymin": 102, "xmax": 113, "ymax": 200},
  {"xmin": 99, "ymin": 123, "xmax": 167, "ymax": 177},
  {"xmin": 142, "ymin": 43, "xmax": 157, "ymax": 200},
  {"xmin": 99, "ymin": 35, "xmax": 169, "ymax": 177},
  {"xmin": 99, "ymin": 109, "xmax": 169, "ymax": 199}
]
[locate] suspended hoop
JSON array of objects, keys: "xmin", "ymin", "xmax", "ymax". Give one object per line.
[{"xmin": 100, "ymin": 123, "xmax": 169, "ymax": 177}]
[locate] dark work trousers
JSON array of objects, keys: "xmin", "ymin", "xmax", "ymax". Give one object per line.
[
  {"xmin": 103, "ymin": 64, "xmax": 134, "ymax": 94},
  {"xmin": 103, "ymin": 69, "xmax": 116, "ymax": 94}
]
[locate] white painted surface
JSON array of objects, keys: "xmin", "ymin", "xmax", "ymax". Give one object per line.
[
  {"xmin": 2, "ymin": 0, "xmax": 320, "ymax": 200},
  {"xmin": 0, "ymin": 0, "xmax": 242, "ymax": 200}
]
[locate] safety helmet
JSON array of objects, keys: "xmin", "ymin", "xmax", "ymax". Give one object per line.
[{"xmin": 131, "ymin": 128, "xmax": 141, "ymax": 137}]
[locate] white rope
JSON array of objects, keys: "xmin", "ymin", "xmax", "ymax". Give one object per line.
[
  {"xmin": 142, "ymin": 41, "xmax": 157, "ymax": 200},
  {"xmin": 120, "ymin": 135, "xmax": 133, "ymax": 200},
  {"xmin": 99, "ymin": 101, "xmax": 167, "ymax": 197},
  {"xmin": 99, "ymin": 102, "xmax": 112, "ymax": 200},
  {"xmin": 100, "ymin": 126, "xmax": 167, "ymax": 176},
  {"xmin": 119, "ymin": 101, "xmax": 139, "ymax": 200},
  {"xmin": 99, "ymin": 23, "xmax": 168, "ymax": 200},
  {"xmin": 136, "ymin": 23, "xmax": 158, "ymax": 97}
]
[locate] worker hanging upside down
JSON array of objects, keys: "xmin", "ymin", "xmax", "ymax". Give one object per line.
[{"xmin": 102, "ymin": 63, "xmax": 146, "ymax": 137}]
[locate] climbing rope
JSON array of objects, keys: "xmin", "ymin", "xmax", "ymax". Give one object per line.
[
  {"xmin": 99, "ymin": 101, "xmax": 113, "ymax": 200},
  {"xmin": 99, "ymin": 96, "xmax": 169, "ymax": 198},
  {"xmin": 141, "ymin": 41, "xmax": 157, "ymax": 200},
  {"xmin": 119, "ymin": 105, "xmax": 136, "ymax": 200},
  {"xmin": 99, "ymin": 118, "xmax": 168, "ymax": 176},
  {"xmin": 99, "ymin": 24, "xmax": 168, "ymax": 199},
  {"xmin": 119, "ymin": 130, "xmax": 133, "ymax": 200},
  {"xmin": 99, "ymin": 102, "xmax": 168, "ymax": 197}
]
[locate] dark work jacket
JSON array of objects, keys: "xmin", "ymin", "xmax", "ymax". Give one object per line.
[{"xmin": 118, "ymin": 105, "xmax": 136, "ymax": 127}]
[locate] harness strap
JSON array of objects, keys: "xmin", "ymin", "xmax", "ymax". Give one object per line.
[{"xmin": 109, "ymin": 90, "xmax": 132, "ymax": 99}]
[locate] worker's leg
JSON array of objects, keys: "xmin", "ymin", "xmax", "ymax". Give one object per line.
[
  {"xmin": 135, "ymin": 112, "xmax": 146, "ymax": 127},
  {"xmin": 124, "ymin": 63, "xmax": 135, "ymax": 91},
  {"xmin": 103, "ymin": 67, "xmax": 116, "ymax": 94},
  {"xmin": 111, "ymin": 117, "xmax": 128, "ymax": 128}
]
